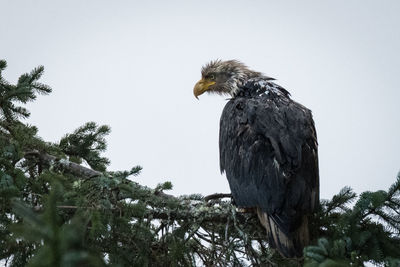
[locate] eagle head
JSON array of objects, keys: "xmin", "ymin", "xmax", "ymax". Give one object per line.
[{"xmin": 193, "ymin": 60, "xmax": 262, "ymax": 99}]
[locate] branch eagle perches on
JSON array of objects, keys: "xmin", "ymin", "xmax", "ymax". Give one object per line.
[
  {"xmin": 23, "ymin": 150, "xmax": 256, "ymax": 222},
  {"xmin": 21, "ymin": 149, "xmax": 277, "ymax": 266}
]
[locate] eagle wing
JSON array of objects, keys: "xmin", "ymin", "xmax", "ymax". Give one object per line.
[{"xmin": 219, "ymin": 94, "xmax": 319, "ymax": 257}]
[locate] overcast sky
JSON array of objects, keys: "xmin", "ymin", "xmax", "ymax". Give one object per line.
[{"xmin": 1, "ymin": 1, "xmax": 399, "ymax": 200}]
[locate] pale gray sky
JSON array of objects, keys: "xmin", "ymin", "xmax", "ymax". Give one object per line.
[{"xmin": 1, "ymin": 0, "xmax": 399, "ymax": 200}]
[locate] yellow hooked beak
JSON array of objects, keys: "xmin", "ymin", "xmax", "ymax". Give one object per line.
[{"xmin": 193, "ymin": 78, "xmax": 216, "ymax": 99}]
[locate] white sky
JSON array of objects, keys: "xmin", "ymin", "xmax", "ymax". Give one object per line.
[{"xmin": 1, "ymin": 1, "xmax": 399, "ymax": 200}]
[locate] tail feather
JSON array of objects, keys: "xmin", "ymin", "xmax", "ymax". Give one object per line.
[{"xmin": 257, "ymin": 208, "xmax": 309, "ymax": 258}]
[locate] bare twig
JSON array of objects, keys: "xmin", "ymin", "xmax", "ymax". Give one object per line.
[
  {"xmin": 204, "ymin": 193, "xmax": 232, "ymax": 202},
  {"xmin": 24, "ymin": 150, "xmax": 102, "ymax": 178}
]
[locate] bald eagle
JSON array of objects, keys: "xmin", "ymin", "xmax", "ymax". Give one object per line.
[{"xmin": 193, "ymin": 60, "xmax": 319, "ymax": 258}]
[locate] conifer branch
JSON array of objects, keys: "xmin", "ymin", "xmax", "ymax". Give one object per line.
[
  {"xmin": 204, "ymin": 193, "xmax": 232, "ymax": 202},
  {"xmin": 24, "ymin": 150, "xmax": 102, "ymax": 178}
]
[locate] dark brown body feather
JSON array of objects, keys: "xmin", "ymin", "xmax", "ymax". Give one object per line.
[{"xmin": 219, "ymin": 81, "xmax": 319, "ymax": 258}]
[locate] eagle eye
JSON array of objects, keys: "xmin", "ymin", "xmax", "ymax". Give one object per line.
[{"xmin": 207, "ymin": 74, "xmax": 215, "ymax": 80}]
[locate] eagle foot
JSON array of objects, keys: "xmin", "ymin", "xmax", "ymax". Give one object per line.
[{"xmin": 237, "ymin": 207, "xmax": 256, "ymax": 213}]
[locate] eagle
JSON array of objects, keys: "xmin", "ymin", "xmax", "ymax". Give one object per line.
[{"xmin": 193, "ymin": 60, "xmax": 319, "ymax": 258}]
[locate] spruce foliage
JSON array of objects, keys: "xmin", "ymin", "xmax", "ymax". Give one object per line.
[{"xmin": 0, "ymin": 60, "xmax": 399, "ymax": 266}]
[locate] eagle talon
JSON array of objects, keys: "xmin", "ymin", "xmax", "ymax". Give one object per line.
[{"xmin": 237, "ymin": 207, "xmax": 256, "ymax": 213}]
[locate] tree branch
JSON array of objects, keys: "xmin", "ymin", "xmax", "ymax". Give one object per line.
[
  {"xmin": 24, "ymin": 150, "xmax": 102, "ymax": 178},
  {"xmin": 50, "ymin": 204, "xmax": 259, "ymax": 225},
  {"xmin": 23, "ymin": 150, "xmax": 264, "ymax": 235},
  {"xmin": 204, "ymin": 193, "xmax": 232, "ymax": 202}
]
